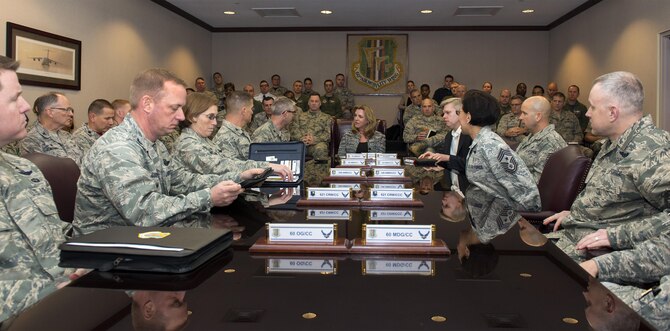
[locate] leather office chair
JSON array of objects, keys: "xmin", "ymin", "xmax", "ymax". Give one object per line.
[
  {"xmin": 518, "ymin": 145, "xmax": 591, "ymax": 228},
  {"xmin": 330, "ymin": 119, "xmax": 387, "ymax": 166},
  {"xmin": 23, "ymin": 153, "xmax": 80, "ymax": 222}
]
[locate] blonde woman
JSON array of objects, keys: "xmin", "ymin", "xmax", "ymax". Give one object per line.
[{"xmin": 337, "ymin": 105, "xmax": 385, "ymax": 157}]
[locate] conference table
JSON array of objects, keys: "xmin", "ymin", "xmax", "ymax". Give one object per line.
[{"xmin": 5, "ymin": 162, "xmax": 656, "ymax": 330}]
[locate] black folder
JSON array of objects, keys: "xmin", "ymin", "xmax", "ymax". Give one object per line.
[
  {"xmin": 59, "ymin": 227, "xmax": 232, "ymax": 273},
  {"xmin": 248, "ymin": 141, "xmax": 305, "ymax": 187}
]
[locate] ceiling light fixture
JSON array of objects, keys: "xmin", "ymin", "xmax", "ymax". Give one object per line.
[
  {"xmin": 522, "ymin": 9, "xmax": 534, "ymax": 14},
  {"xmin": 320, "ymin": 10, "xmax": 332, "ymax": 15},
  {"xmin": 224, "ymin": 11, "xmax": 236, "ymax": 15},
  {"xmin": 420, "ymin": 9, "xmax": 433, "ymax": 14}
]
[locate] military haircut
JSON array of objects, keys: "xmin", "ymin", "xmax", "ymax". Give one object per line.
[
  {"xmin": 308, "ymin": 92, "xmax": 320, "ymax": 99},
  {"xmin": 462, "ymin": 89, "xmax": 499, "ymax": 127},
  {"xmin": 324, "ymin": 79, "xmax": 334, "ymax": 85},
  {"xmin": 182, "ymin": 92, "xmax": 218, "ymax": 128},
  {"xmin": 212, "ymin": 72, "xmax": 222, "ymax": 79},
  {"xmin": 510, "ymin": 95, "xmax": 523, "ymax": 103},
  {"xmin": 445, "ymin": 74, "xmax": 453, "ymax": 80},
  {"xmin": 87, "ymin": 99, "xmax": 113, "ymax": 115},
  {"xmin": 0, "ymin": 55, "xmax": 19, "ymax": 91},
  {"xmin": 409, "ymin": 88, "xmax": 420, "ymax": 97},
  {"xmin": 225, "ymin": 90, "xmax": 252, "ymax": 114},
  {"xmin": 532, "ymin": 85, "xmax": 544, "ymax": 94},
  {"xmin": 195, "ymin": 76, "xmax": 205, "ymax": 82},
  {"xmin": 129, "ymin": 68, "xmax": 186, "ymax": 109},
  {"xmin": 593, "ymin": 71, "xmax": 644, "ymax": 114},
  {"xmin": 224, "ymin": 82, "xmax": 235, "ymax": 91},
  {"xmin": 271, "ymin": 74, "xmax": 280, "ymax": 80},
  {"xmin": 111, "ymin": 99, "xmax": 130, "ymax": 110},
  {"xmin": 568, "ymin": 84, "xmax": 580, "ymax": 93},
  {"xmin": 303, "ymin": 77, "xmax": 312, "ymax": 84},
  {"xmin": 336, "ymin": 73, "xmax": 344, "ymax": 78},
  {"xmin": 553, "ymin": 91, "xmax": 566, "ymax": 101},
  {"xmin": 271, "ymin": 96, "xmax": 295, "ymax": 116},
  {"xmin": 33, "ymin": 92, "xmax": 64, "ymax": 116},
  {"xmin": 524, "ymin": 96, "xmax": 551, "ymax": 118}
]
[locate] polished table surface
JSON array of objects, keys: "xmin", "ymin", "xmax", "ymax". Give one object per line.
[{"xmin": 6, "ymin": 163, "xmax": 656, "ymax": 330}]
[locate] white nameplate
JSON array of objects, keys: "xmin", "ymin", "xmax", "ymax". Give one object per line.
[
  {"xmin": 370, "ymin": 210, "xmax": 414, "ymax": 221},
  {"xmin": 373, "ymin": 168, "xmax": 405, "ymax": 177},
  {"xmin": 307, "ymin": 209, "xmax": 351, "ymax": 220},
  {"xmin": 370, "ymin": 188, "xmax": 414, "ymax": 201},
  {"xmin": 346, "ymin": 153, "xmax": 367, "ymax": 159},
  {"xmin": 268, "ymin": 223, "xmax": 336, "ymax": 243},
  {"xmin": 373, "ymin": 183, "xmax": 405, "ymax": 189},
  {"xmin": 330, "ymin": 183, "xmax": 361, "ymax": 189},
  {"xmin": 307, "ymin": 187, "xmax": 352, "ymax": 200},
  {"xmin": 267, "ymin": 258, "xmax": 337, "ymax": 274},
  {"xmin": 330, "ymin": 168, "xmax": 362, "ymax": 177},
  {"xmin": 341, "ymin": 158, "xmax": 366, "ymax": 166},
  {"xmin": 363, "ymin": 259, "xmax": 434, "ymax": 276},
  {"xmin": 364, "ymin": 224, "xmax": 433, "ymax": 244},
  {"xmin": 376, "ymin": 153, "xmax": 398, "ymax": 159},
  {"xmin": 375, "ymin": 159, "xmax": 401, "ymax": 166}
]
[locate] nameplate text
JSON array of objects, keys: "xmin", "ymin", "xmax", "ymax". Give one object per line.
[
  {"xmin": 307, "ymin": 187, "xmax": 352, "ymax": 200},
  {"xmin": 268, "ymin": 223, "xmax": 336, "ymax": 243},
  {"xmin": 364, "ymin": 224, "xmax": 433, "ymax": 244}
]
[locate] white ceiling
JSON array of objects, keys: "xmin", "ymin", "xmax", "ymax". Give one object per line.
[{"xmin": 163, "ymin": 0, "xmax": 593, "ymax": 30}]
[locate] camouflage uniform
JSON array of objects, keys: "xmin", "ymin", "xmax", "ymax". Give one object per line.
[
  {"xmin": 248, "ymin": 112, "xmax": 270, "ymax": 134},
  {"xmin": 172, "ymin": 127, "xmax": 265, "ymax": 180},
  {"xmin": 71, "ymin": 124, "xmax": 101, "ymax": 157},
  {"xmin": 334, "ymin": 87, "xmax": 355, "ymax": 112},
  {"xmin": 0, "ymin": 141, "xmax": 21, "ymax": 156},
  {"xmin": 515, "ymin": 124, "xmax": 567, "ymax": 183},
  {"xmin": 403, "ymin": 114, "xmax": 447, "ymax": 155},
  {"xmin": 495, "ymin": 112, "xmax": 526, "ymax": 144},
  {"xmin": 294, "ymin": 94, "xmax": 309, "ymax": 112},
  {"xmin": 337, "ymin": 130, "xmax": 385, "ymax": 158},
  {"xmin": 213, "ymin": 119, "xmax": 260, "ymax": 161},
  {"xmin": 0, "ymin": 152, "xmax": 69, "ymax": 321},
  {"xmin": 465, "ymin": 185, "xmax": 523, "ymax": 244},
  {"xmin": 320, "ymin": 94, "xmax": 343, "ymax": 118},
  {"xmin": 549, "ymin": 110, "xmax": 584, "ymax": 144},
  {"xmin": 550, "ymin": 115, "xmax": 670, "ymax": 259},
  {"xmin": 72, "ymin": 116, "xmax": 225, "ymax": 235},
  {"xmin": 251, "ymin": 121, "xmax": 290, "ymax": 143},
  {"xmin": 290, "ymin": 110, "xmax": 332, "ymax": 160},
  {"xmin": 252, "ymin": 99, "xmax": 264, "ymax": 115},
  {"xmin": 270, "ymin": 86, "xmax": 288, "ymax": 97},
  {"xmin": 158, "ymin": 127, "xmax": 181, "ymax": 154},
  {"xmin": 564, "ymin": 100, "xmax": 589, "ymax": 132},
  {"xmin": 20, "ymin": 122, "xmax": 82, "ymax": 165},
  {"xmin": 498, "ymin": 103, "xmax": 511, "ymax": 118},
  {"xmin": 402, "ymin": 104, "xmax": 421, "ymax": 126}
]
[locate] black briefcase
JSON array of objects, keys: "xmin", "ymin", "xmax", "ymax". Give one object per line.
[
  {"xmin": 248, "ymin": 141, "xmax": 305, "ymax": 187},
  {"xmin": 59, "ymin": 226, "xmax": 232, "ymax": 273}
]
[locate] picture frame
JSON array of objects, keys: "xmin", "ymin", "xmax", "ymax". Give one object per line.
[
  {"xmin": 346, "ymin": 34, "xmax": 408, "ymax": 96},
  {"xmin": 6, "ymin": 22, "xmax": 81, "ymax": 90}
]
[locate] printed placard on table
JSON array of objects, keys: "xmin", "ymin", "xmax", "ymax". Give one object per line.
[
  {"xmin": 363, "ymin": 224, "xmax": 434, "ymax": 244},
  {"xmin": 330, "ymin": 183, "xmax": 361, "ymax": 189},
  {"xmin": 267, "ymin": 258, "xmax": 337, "ymax": 274},
  {"xmin": 369, "ymin": 210, "xmax": 414, "ymax": 221},
  {"xmin": 375, "ymin": 153, "xmax": 398, "ymax": 159},
  {"xmin": 373, "ymin": 183, "xmax": 405, "ymax": 189},
  {"xmin": 362, "ymin": 259, "xmax": 434, "ymax": 276},
  {"xmin": 307, "ymin": 187, "xmax": 352, "ymax": 200},
  {"xmin": 375, "ymin": 159, "xmax": 401, "ymax": 166},
  {"xmin": 330, "ymin": 168, "xmax": 363, "ymax": 177},
  {"xmin": 369, "ymin": 188, "xmax": 414, "ymax": 201},
  {"xmin": 373, "ymin": 168, "xmax": 405, "ymax": 178},
  {"xmin": 341, "ymin": 158, "xmax": 366, "ymax": 166},
  {"xmin": 267, "ymin": 223, "xmax": 337, "ymax": 243},
  {"xmin": 307, "ymin": 209, "xmax": 351, "ymax": 220},
  {"xmin": 346, "ymin": 153, "xmax": 367, "ymax": 159}
]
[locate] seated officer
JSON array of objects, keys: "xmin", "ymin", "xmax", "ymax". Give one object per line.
[
  {"xmin": 252, "ymin": 96, "xmax": 296, "ymax": 143},
  {"xmin": 404, "ymin": 98, "xmax": 447, "ymax": 156},
  {"xmin": 289, "ymin": 93, "xmax": 332, "ymax": 161},
  {"xmin": 72, "ymin": 99, "xmax": 115, "ymax": 156}
]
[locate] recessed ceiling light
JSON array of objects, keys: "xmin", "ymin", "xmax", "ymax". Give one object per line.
[
  {"xmin": 224, "ymin": 11, "xmax": 236, "ymax": 15},
  {"xmin": 522, "ymin": 9, "xmax": 534, "ymax": 14},
  {"xmin": 320, "ymin": 10, "xmax": 332, "ymax": 15},
  {"xmin": 420, "ymin": 9, "xmax": 433, "ymax": 14}
]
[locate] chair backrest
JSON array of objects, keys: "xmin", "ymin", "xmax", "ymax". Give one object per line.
[
  {"xmin": 23, "ymin": 153, "xmax": 80, "ymax": 222},
  {"xmin": 536, "ymin": 145, "xmax": 591, "ymax": 212},
  {"xmin": 330, "ymin": 119, "xmax": 387, "ymax": 164}
]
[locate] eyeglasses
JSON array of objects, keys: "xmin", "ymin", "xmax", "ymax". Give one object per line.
[
  {"xmin": 50, "ymin": 107, "xmax": 74, "ymax": 113},
  {"xmin": 205, "ymin": 114, "xmax": 217, "ymax": 120},
  {"xmin": 284, "ymin": 110, "xmax": 297, "ymax": 114}
]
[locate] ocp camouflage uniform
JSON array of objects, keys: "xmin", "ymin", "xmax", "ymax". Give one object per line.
[
  {"xmin": 465, "ymin": 126, "xmax": 541, "ymax": 243},
  {"xmin": 402, "ymin": 104, "xmax": 421, "ymax": 126},
  {"xmin": 515, "ymin": 124, "xmax": 567, "ymax": 183},
  {"xmin": 549, "ymin": 115, "xmax": 670, "ymax": 260},
  {"xmin": 270, "ymin": 86, "xmax": 288, "ymax": 97},
  {"xmin": 334, "ymin": 87, "xmax": 355, "ymax": 112},
  {"xmin": 403, "ymin": 114, "xmax": 447, "ymax": 155},
  {"xmin": 564, "ymin": 101, "xmax": 589, "ymax": 132},
  {"xmin": 248, "ymin": 112, "xmax": 270, "ymax": 134},
  {"xmin": 290, "ymin": 110, "xmax": 332, "ymax": 160},
  {"xmin": 173, "ymin": 127, "xmax": 265, "ymax": 180},
  {"xmin": 320, "ymin": 94, "xmax": 342, "ymax": 118},
  {"xmin": 73, "ymin": 116, "xmax": 225, "ymax": 235},
  {"xmin": 71, "ymin": 124, "xmax": 101, "ymax": 157},
  {"xmin": 214, "ymin": 119, "xmax": 268, "ymax": 163},
  {"xmin": 549, "ymin": 110, "xmax": 583, "ymax": 144},
  {"xmin": 0, "ymin": 152, "xmax": 69, "ymax": 321},
  {"xmin": 252, "ymin": 121, "xmax": 290, "ymax": 143},
  {"xmin": 158, "ymin": 127, "xmax": 181, "ymax": 154},
  {"xmin": 20, "ymin": 122, "xmax": 82, "ymax": 165},
  {"xmin": 337, "ymin": 130, "xmax": 385, "ymax": 158},
  {"xmin": 495, "ymin": 112, "xmax": 526, "ymax": 144}
]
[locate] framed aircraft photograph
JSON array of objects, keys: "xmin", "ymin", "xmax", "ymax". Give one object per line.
[{"xmin": 6, "ymin": 22, "xmax": 81, "ymax": 90}]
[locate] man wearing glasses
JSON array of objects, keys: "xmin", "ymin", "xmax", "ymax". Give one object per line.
[
  {"xmin": 20, "ymin": 92, "xmax": 82, "ymax": 164},
  {"xmin": 252, "ymin": 97, "xmax": 296, "ymax": 143}
]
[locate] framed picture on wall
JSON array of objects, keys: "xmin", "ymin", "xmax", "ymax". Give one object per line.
[
  {"xmin": 6, "ymin": 22, "xmax": 81, "ymax": 90},
  {"xmin": 347, "ymin": 34, "xmax": 408, "ymax": 96}
]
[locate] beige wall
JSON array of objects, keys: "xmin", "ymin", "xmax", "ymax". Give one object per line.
[
  {"xmin": 0, "ymin": 0, "xmax": 212, "ymax": 126},
  {"xmin": 548, "ymin": 0, "xmax": 670, "ymax": 126},
  {"xmin": 213, "ymin": 31, "xmax": 549, "ymax": 124}
]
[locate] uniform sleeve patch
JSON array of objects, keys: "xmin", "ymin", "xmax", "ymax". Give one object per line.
[{"xmin": 497, "ymin": 149, "xmax": 518, "ymax": 174}]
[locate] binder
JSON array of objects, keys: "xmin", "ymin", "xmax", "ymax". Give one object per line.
[{"xmin": 248, "ymin": 141, "xmax": 305, "ymax": 187}]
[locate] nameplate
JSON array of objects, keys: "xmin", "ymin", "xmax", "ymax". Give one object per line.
[
  {"xmin": 376, "ymin": 153, "xmax": 398, "ymax": 159},
  {"xmin": 363, "ymin": 259, "xmax": 434, "ymax": 276},
  {"xmin": 370, "ymin": 210, "xmax": 414, "ymax": 221},
  {"xmin": 346, "ymin": 153, "xmax": 367, "ymax": 159},
  {"xmin": 267, "ymin": 223, "xmax": 336, "ymax": 243},
  {"xmin": 364, "ymin": 224, "xmax": 434, "ymax": 244},
  {"xmin": 373, "ymin": 168, "xmax": 405, "ymax": 177},
  {"xmin": 330, "ymin": 168, "xmax": 363, "ymax": 177},
  {"xmin": 267, "ymin": 258, "xmax": 337, "ymax": 274},
  {"xmin": 341, "ymin": 158, "xmax": 366, "ymax": 166},
  {"xmin": 375, "ymin": 159, "xmax": 401, "ymax": 166},
  {"xmin": 307, "ymin": 209, "xmax": 351, "ymax": 220},
  {"xmin": 307, "ymin": 187, "xmax": 352, "ymax": 200},
  {"xmin": 369, "ymin": 188, "xmax": 414, "ymax": 201},
  {"xmin": 373, "ymin": 183, "xmax": 405, "ymax": 189},
  {"xmin": 330, "ymin": 183, "xmax": 361, "ymax": 189}
]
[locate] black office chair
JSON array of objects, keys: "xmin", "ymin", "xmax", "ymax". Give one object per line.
[{"xmin": 23, "ymin": 153, "xmax": 80, "ymax": 222}]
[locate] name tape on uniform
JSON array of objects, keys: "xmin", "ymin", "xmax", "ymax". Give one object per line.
[
  {"xmin": 268, "ymin": 223, "xmax": 336, "ymax": 243},
  {"xmin": 341, "ymin": 158, "xmax": 366, "ymax": 166},
  {"xmin": 373, "ymin": 168, "xmax": 405, "ymax": 177},
  {"xmin": 330, "ymin": 168, "xmax": 363, "ymax": 177},
  {"xmin": 363, "ymin": 259, "xmax": 434, "ymax": 276},
  {"xmin": 307, "ymin": 187, "xmax": 352, "ymax": 200},
  {"xmin": 369, "ymin": 188, "xmax": 414, "ymax": 201},
  {"xmin": 267, "ymin": 258, "xmax": 336, "ymax": 274},
  {"xmin": 307, "ymin": 209, "xmax": 351, "ymax": 220},
  {"xmin": 369, "ymin": 210, "xmax": 414, "ymax": 221},
  {"xmin": 373, "ymin": 183, "xmax": 405, "ymax": 189},
  {"xmin": 364, "ymin": 224, "xmax": 433, "ymax": 244},
  {"xmin": 330, "ymin": 183, "xmax": 361, "ymax": 189}
]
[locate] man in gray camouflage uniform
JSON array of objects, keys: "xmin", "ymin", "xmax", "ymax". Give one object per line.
[
  {"xmin": 252, "ymin": 96, "xmax": 295, "ymax": 143},
  {"xmin": 544, "ymin": 72, "xmax": 670, "ymax": 263},
  {"xmin": 516, "ymin": 96, "xmax": 567, "ymax": 183},
  {"xmin": 248, "ymin": 96, "xmax": 273, "ymax": 133},
  {"xmin": 290, "ymin": 93, "xmax": 331, "ymax": 161},
  {"xmin": 496, "ymin": 95, "xmax": 527, "ymax": 144},
  {"xmin": 497, "ymin": 89, "xmax": 512, "ymax": 118},
  {"xmin": 73, "ymin": 69, "xmax": 245, "ymax": 235},
  {"xmin": 20, "ymin": 92, "xmax": 82, "ymax": 164},
  {"xmin": 549, "ymin": 92, "xmax": 584, "ymax": 144},
  {"xmin": 402, "ymin": 88, "xmax": 422, "ymax": 126},
  {"xmin": 404, "ymin": 98, "xmax": 447, "ymax": 156},
  {"xmin": 72, "ymin": 99, "xmax": 115, "ymax": 156},
  {"xmin": 334, "ymin": 73, "xmax": 354, "ymax": 118}
]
